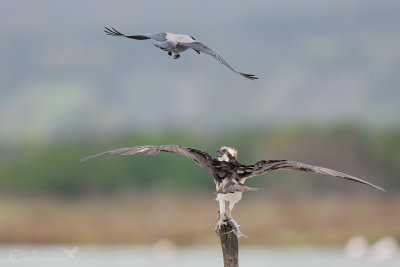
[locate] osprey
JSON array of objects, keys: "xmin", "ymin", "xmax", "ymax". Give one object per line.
[
  {"xmin": 81, "ymin": 145, "xmax": 384, "ymax": 236},
  {"xmin": 104, "ymin": 27, "xmax": 258, "ymax": 80}
]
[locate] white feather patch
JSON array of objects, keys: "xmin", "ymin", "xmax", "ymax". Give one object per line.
[
  {"xmin": 220, "ymin": 146, "xmax": 238, "ymax": 158},
  {"xmin": 165, "ymin": 33, "xmax": 194, "ymax": 44},
  {"xmin": 216, "ymin": 192, "xmax": 243, "ymax": 204},
  {"xmin": 217, "ymin": 154, "xmax": 230, "ymax": 162}
]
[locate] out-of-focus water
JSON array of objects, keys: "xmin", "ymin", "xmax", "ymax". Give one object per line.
[{"xmin": 0, "ymin": 245, "xmax": 398, "ymax": 267}]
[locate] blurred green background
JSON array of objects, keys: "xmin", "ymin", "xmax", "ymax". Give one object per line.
[
  {"xmin": 1, "ymin": 125, "xmax": 399, "ymax": 196},
  {"xmin": 0, "ymin": 0, "xmax": 399, "ymax": 246}
]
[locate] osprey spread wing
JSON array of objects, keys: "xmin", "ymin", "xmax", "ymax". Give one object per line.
[
  {"xmin": 81, "ymin": 145, "xmax": 215, "ymax": 174},
  {"xmin": 82, "ymin": 144, "xmax": 384, "ymax": 237},
  {"xmin": 104, "ymin": 27, "xmax": 258, "ymax": 80},
  {"xmin": 81, "ymin": 144, "xmax": 383, "ymax": 192}
]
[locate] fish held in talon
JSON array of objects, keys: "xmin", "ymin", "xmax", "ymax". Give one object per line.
[
  {"xmin": 226, "ymin": 217, "xmax": 247, "ymax": 238},
  {"xmin": 82, "ymin": 144, "xmax": 384, "ymax": 236},
  {"xmin": 104, "ymin": 27, "xmax": 258, "ymax": 80}
]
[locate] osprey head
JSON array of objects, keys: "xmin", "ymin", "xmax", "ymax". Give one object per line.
[{"xmin": 217, "ymin": 146, "xmax": 238, "ymax": 162}]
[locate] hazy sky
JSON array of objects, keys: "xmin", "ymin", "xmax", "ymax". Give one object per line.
[{"xmin": 1, "ymin": 0, "xmax": 400, "ymax": 141}]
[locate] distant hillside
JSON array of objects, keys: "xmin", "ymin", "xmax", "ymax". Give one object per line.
[{"xmin": 1, "ymin": 0, "xmax": 400, "ymax": 141}]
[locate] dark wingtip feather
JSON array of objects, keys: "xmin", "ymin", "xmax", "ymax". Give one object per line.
[
  {"xmin": 127, "ymin": 35, "xmax": 150, "ymax": 40},
  {"xmin": 240, "ymin": 72, "xmax": 258, "ymax": 80},
  {"xmin": 80, "ymin": 152, "xmax": 110, "ymax": 162},
  {"xmin": 104, "ymin": 27, "xmax": 124, "ymax": 37},
  {"xmin": 353, "ymin": 178, "xmax": 385, "ymax": 191},
  {"xmin": 104, "ymin": 27, "xmax": 112, "ymax": 35},
  {"xmin": 340, "ymin": 173, "xmax": 385, "ymax": 192},
  {"xmin": 80, "ymin": 155, "xmax": 94, "ymax": 162},
  {"xmin": 369, "ymin": 183, "xmax": 385, "ymax": 192},
  {"xmin": 80, "ymin": 151, "xmax": 112, "ymax": 162},
  {"xmin": 111, "ymin": 27, "xmax": 121, "ymax": 34},
  {"xmin": 342, "ymin": 173, "xmax": 385, "ymax": 192}
]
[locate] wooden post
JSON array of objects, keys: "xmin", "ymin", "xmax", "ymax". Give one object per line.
[{"xmin": 218, "ymin": 223, "xmax": 239, "ymax": 267}]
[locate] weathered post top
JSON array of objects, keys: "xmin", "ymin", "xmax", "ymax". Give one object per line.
[{"xmin": 218, "ymin": 223, "xmax": 239, "ymax": 267}]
